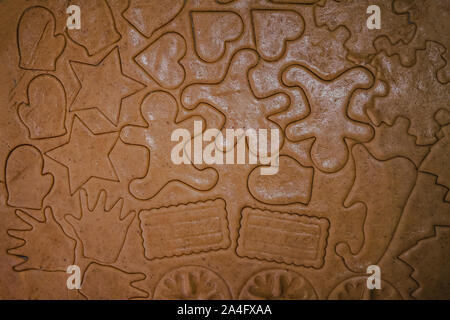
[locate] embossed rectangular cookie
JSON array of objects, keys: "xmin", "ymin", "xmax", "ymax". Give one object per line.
[
  {"xmin": 237, "ymin": 207, "xmax": 329, "ymax": 268},
  {"xmin": 139, "ymin": 199, "xmax": 230, "ymax": 259}
]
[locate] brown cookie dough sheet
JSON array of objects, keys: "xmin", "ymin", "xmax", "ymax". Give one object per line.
[{"xmin": 0, "ymin": 0, "xmax": 449, "ymax": 299}]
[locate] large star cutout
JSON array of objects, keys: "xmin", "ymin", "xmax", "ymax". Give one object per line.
[
  {"xmin": 69, "ymin": 47, "xmax": 144, "ymax": 125},
  {"xmin": 46, "ymin": 116, "xmax": 119, "ymax": 194}
]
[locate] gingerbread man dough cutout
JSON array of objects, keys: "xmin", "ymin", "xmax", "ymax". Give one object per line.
[
  {"xmin": 282, "ymin": 65, "xmax": 374, "ymax": 173},
  {"xmin": 120, "ymin": 91, "xmax": 218, "ymax": 200}
]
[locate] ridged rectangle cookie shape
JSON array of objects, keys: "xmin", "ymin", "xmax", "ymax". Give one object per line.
[
  {"xmin": 237, "ymin": 207, "xmax": 329, "ymax": 268},
  {"xmin": 139, "ymin": 199, "xmax": 230, "ymax": 259}
]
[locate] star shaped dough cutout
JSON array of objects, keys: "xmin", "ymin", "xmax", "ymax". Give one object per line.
[
  {"xmin": 69, "ymin": 47, "xmax": 144, "ymax": 125},
  {"xmin": 46, "ymin": 116, "xmax": 119, "ymax": 194}
]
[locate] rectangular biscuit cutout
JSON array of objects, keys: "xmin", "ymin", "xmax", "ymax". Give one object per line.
[
  {"xmin": 237, "ymin": 207, "xmax": 329, "ymax": 268},
  {"xmin": 139, "ymin": 199, "xmax": 230, "ymax": 259}
]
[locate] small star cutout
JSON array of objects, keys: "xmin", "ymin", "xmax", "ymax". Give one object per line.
[{"xmin": 46, "ymin": 116, "xmax": 119, "ymax": 194}]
